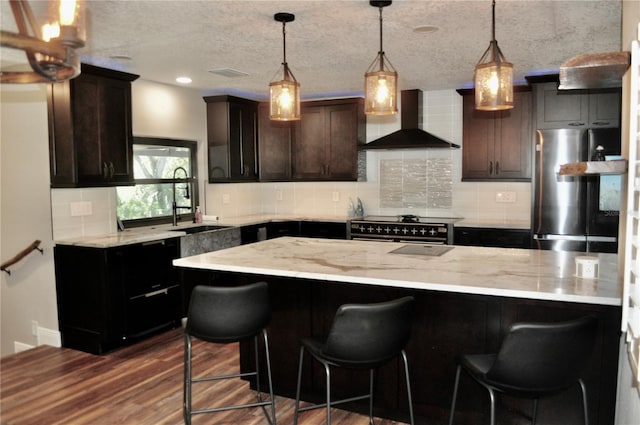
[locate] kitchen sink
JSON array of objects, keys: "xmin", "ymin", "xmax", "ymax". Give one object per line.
[{"xmin": 172, "ymin": 225, "xmax": 230, "ymax": 234}]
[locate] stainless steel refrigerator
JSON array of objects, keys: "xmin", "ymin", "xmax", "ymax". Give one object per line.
[{"xmin": 533, "ymin": 128, "xmax": 622, "ymax": 253}]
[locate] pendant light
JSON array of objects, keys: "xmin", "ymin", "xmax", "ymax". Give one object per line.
[
  {"xmin": 364, "ymin": 0, "xmax": 397, "ymax": 116},
  {"xmin": 1, "ymin": 0, "xmax": 86, "ymax": 83},
  {"xmin": 270, "ymin": 12, "xmax": 300, "ymax": 121},
  {"xmin": 474, "ymin": 0, "xmax": 513, "ymax": 111}
]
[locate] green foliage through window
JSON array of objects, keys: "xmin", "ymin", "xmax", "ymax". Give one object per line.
[{"xmin": 116, "ymin": 138, "xmax": 198, "ymax": 223}]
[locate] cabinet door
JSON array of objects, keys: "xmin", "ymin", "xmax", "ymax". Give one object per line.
[
  {"xmin": 462, "ymin": 95, "xmax": 495, "ymax": 179},
  {"xmin": 228, "ymin": 101, "xmax": 258, "ymax": 181},
  {"xmin": 494, "ymin": 91, "xmax": 532, "ymax": 180},
  {"xmin": 100, "ymin": 77, "xmax": 134, "ymax": 184},
  {"xmin": 258, "ymin": 102, "xmax": 292, "ymax": 181},
  {"xmin": 536, "ymin": 82, "xmax": 589, "ymax": 129},
  {"xmin": 589, "ymin": 91, "xmax": 621, "ymax": 128},
  {"xmin": 292, "ymin": 100, "xmax": 362, "ymax": 181},
  {"xmin": 462, "ymin": 92, "xmax": 531, "ymax": 181},
  {"xmin": 206, "ymin": 97, "xmax": 258, "ymax": 182},
  {"xmin": 293, "ymin": 105, "xmax": 327, "ymax": 180},
  {"xmin": 326, "ymin": 103, "xmax": 359, "ymax": 180},
  {"xmin": 47, "ymin": 65, "xmax": 136, "ymax": 188}
]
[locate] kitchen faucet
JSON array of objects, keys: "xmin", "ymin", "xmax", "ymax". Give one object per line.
[{"xmin": 172, "ymin": 166, "xmax": 191, "ymax": 226}]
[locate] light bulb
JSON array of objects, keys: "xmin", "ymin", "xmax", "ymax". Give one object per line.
[
  {"xmin": 375, "ymin": 78, "xmax": 389, "ymax": 104},
  {"xmin": 41, "ymin": 23, "xmax": 60, "ymax": 42},
  {"xmin": 59, "ymin": 0, "xmax": 78, "ymax": 26},
  {"xmin": 278, "ymin": 88, "xmax": 292, "ymax": 111},
  {"xmin": 487, "ymin": 71, "xmax": 499, "ymax": 95}
]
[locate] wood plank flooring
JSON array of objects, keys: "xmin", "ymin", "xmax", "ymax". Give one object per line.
[{"xmin": 1, "ymin": 328, "xmax": 408, "ymax": 424}]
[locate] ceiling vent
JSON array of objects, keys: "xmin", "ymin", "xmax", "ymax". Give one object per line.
[{"xmin": 208, "ymin": 68, "xmax": 249, "ymax": 78}]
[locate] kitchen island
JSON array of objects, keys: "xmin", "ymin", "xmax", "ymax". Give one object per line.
[{"xmin": 174, "ymin": 237, "xmax": 622, "ymax": 424}]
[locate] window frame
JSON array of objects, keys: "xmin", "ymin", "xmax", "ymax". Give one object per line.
[{"xmin": 119, "ymin": 136, "xmax": 199, "ymax": 228}]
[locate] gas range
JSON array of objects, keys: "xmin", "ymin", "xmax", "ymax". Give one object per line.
[{"xmin": 347, "ymin": 215, "xmax": 460, "ymax": 244}]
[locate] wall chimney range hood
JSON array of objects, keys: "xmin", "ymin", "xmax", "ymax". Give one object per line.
[{"xmin": 360, "ymin": 89, "xmax": 460, "ymax": 150}]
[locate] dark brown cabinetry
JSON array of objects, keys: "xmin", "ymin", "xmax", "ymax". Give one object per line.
[
  {"xmin": 292, "ymin": 98, "xmax": 365, "ymax": 181},
  {"xmin": 534, "ymin": 82, "xmax": 621, "ymax": 129},
  {"xmin": 454, "ymin": 226, "xmax": 531, "ymax": 249},
  {"xmin": 205, "ymin": 95, "xmax": 258, "ymax": 182},
  {"xmin": 461, "ymin": 90, "xmax": 532, "ymax": 181},
  {"xmin": 257, "ymin": 102, "xmax": 292, "ymax": 181},
  {"xmin": 54, "ymin": 238, "xmax": 181, "ymax": 355},
  {"xmin": 47, "ymin": 63, "xmax": 139, "ymax": 188}
]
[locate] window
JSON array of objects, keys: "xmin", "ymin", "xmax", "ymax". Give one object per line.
[{"xmin": 116, "ymin": 137, "xmax": 198, "ymax": 226}]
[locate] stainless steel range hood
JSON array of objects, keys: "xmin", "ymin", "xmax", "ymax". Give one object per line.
[
  {"xmin": 558, "ymin": 51, "xmax": 630, "ymax": 90},
  {"xmin": 360, "ymin": 89, "xmax": 460, "ymax": 150}
]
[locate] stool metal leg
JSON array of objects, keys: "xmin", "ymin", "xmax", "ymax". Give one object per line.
[
  {"xmin": 368, "ymin": 369, "xmax": 374, "ymax": 425},
  {"xmin": 579, "ymin": 378, "xmax": 589, "ymax": 425},
  {"xmin": 183, "ymin": 333, "xmax": 192, "ymax": 425},
  {"xmin": 401, "ymin": 349, "xmax": 415, "ymax": 425},
  {"xmin": 325, "ymin": 363, "xmax": 332, "ymax": 425},
  {"xmin": 262, "ymin": 329, "xmax": 276, "ymax": 425},
  {"xmin": 449, "ymin": 365, "xmax": 461, "ymax": 425},
  {"xmin": 293, "ymin": 346, "xmax": 305, "ymax": 425}
]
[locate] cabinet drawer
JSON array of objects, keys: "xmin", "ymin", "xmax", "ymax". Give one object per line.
[
  {"xmin": 120, "ymin": 239, "xmax": 179, "ymax": 297},
  {"xmin": 125, "ymin": 284, "xmax": 181, "ymax": 338}
]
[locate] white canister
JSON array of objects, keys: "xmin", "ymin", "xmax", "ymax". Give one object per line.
[{"xmin": 575, "ymin": 256, "xmax": 599, "ymax": 279}]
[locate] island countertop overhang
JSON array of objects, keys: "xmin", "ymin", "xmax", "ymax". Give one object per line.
[{"xmin": 173, "ymin": 237, "xmax": 621, "ymax": 306}]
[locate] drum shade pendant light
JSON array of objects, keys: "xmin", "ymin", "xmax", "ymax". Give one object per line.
[
  {"xmin": 1, "ymin": 0, "xmax": 86, "ymax": 83},
  {"xmin": 270, "ymin": 12, "xmax": 300, "ymax": 121},
  {"xmin": 364, "ymin": 1, "xmax": 397, "ymax": 116},
  {"xmin": 474, "ymin": 0, "xmax": 513, "ymax": 110}
]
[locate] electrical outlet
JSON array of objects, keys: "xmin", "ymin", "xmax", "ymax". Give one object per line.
[
  {"xmin": 332, "ymin": 191, "xmax": 340, "ymax": 202},
  {"xmin": 222, "ymin": 194, "xmax": 230, "ymax": 204},
  {"xmin": 495, "ymin": 191, "xmax": 516, "ymax": 203}
]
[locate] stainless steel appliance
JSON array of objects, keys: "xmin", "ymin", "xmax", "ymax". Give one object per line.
[
  {"xmin": 347, "ymin": 215, "xmax": 457, "ymax": 244},
  {"xmin": 533, "ymin": 128, "xmax": 622, "ymax": 253}
]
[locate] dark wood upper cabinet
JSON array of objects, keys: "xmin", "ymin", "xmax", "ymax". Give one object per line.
[
  {"xmin": 534, "ymin": 82, "xmax": 621, "ymax": 129},
  {"xmin": 205, "ymin": 95, "xmax": 258, "ymax": 183},
  {"xmin": 461, "ymin": 90, "xmax": 532, "ymax": 181},
  {"xmin": 292, "ymin": 98, "xmax": 365, "ymax": 181},
  {"xmin": 47, "ymin": 63, "xmax": 139, "ymax": 188},
  {"xmin": 257, "ymin": 102, "xmax": 292, "ymax": 181}
]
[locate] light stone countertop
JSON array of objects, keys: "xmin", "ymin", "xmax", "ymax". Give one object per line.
[
  {"xmin": 173, "ymin": 236, "xmax": 621, "ymax": 306},
  {"xmin": 54, "ymin": 215, "xmax": 351, "ymax": 248}
]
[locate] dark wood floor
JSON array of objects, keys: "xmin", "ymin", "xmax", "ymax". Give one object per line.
[{"xmin": 1, "ymin": 328, "xmax": 408, "ymax": 424}]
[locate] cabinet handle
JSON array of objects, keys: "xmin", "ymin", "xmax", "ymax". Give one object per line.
[
  {"xmin": 102, "ymin": 161, "xmax": 109, "ymax": 179},
  {"xmin": 239, "ymin": 110, "xmax": 245, "ymax": 175},
  {"xmin": 489, "ymin": 161, "xmax": 493, "ymax": 175},
  {"xmin": 568, "ymin": 122, "xmax": 585, "ymax": 126},
  {"xmin": 109, "ymin": 161, "xmax": 115, "ymax": 179},
  {"xmin": 592, "ymin": 121, "xmax": 610, "ymax": 126},
  {"xmin": 144, "ymin": 288, "xmax": 168, "ymax": 298},
  {"xmin": 495, "ymin": 161, "xmax": 500, "ymax": 175}
]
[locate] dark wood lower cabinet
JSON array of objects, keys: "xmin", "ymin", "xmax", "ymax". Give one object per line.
[
  {"xmin": 186, "ymin": 271, "xmax": 620, "ymax": 425},
  {"xmin": 54, "ymin": 239, "xmax": 182, "ymax": 354}
]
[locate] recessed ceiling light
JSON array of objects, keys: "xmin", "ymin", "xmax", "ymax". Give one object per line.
[
  {"xmin": 176, "ymin": 76, "xmax": 192, "ymax": 84},
  {"xmin": 413, "ymin": 25, "xmax": 439, "ymax": 34}
]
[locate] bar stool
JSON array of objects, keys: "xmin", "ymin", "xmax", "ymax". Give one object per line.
[
  {"xmin": 183, "ymin": 282, "xmax": 276, "ymax": 425},
  {"xmin": 448, "ymin": 315, "xmax": 598, "ymax": 425},
  {"xmin": 293, "ymin": 296, "xmax": 415, "ymax": 425}
]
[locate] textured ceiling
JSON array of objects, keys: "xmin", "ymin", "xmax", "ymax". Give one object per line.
[{"xmin": 0, "ymin": 0, "xmax": 623, "ymax": 99}]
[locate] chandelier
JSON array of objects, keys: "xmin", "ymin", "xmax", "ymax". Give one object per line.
[{"xmin": 0, "ymin": 0, "xmax": 85, "ymax": 84}]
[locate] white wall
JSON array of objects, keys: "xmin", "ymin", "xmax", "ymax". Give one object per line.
[{"xmin": 0, "ymin": 85, "xmax": 58, "ymax": 356}]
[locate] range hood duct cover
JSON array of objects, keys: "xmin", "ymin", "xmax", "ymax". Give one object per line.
[
  {"xmin": 361, "ymin": 89, "xmax": 460, "ymax": 150},
  {"xmin": 558, "ymin": 51, "xmax": 630, "ymax": 90}
]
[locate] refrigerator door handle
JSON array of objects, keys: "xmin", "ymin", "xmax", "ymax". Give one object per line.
[{"xmin": 586, "ymin": 236, "xmax": 617, "ymax": 243}]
